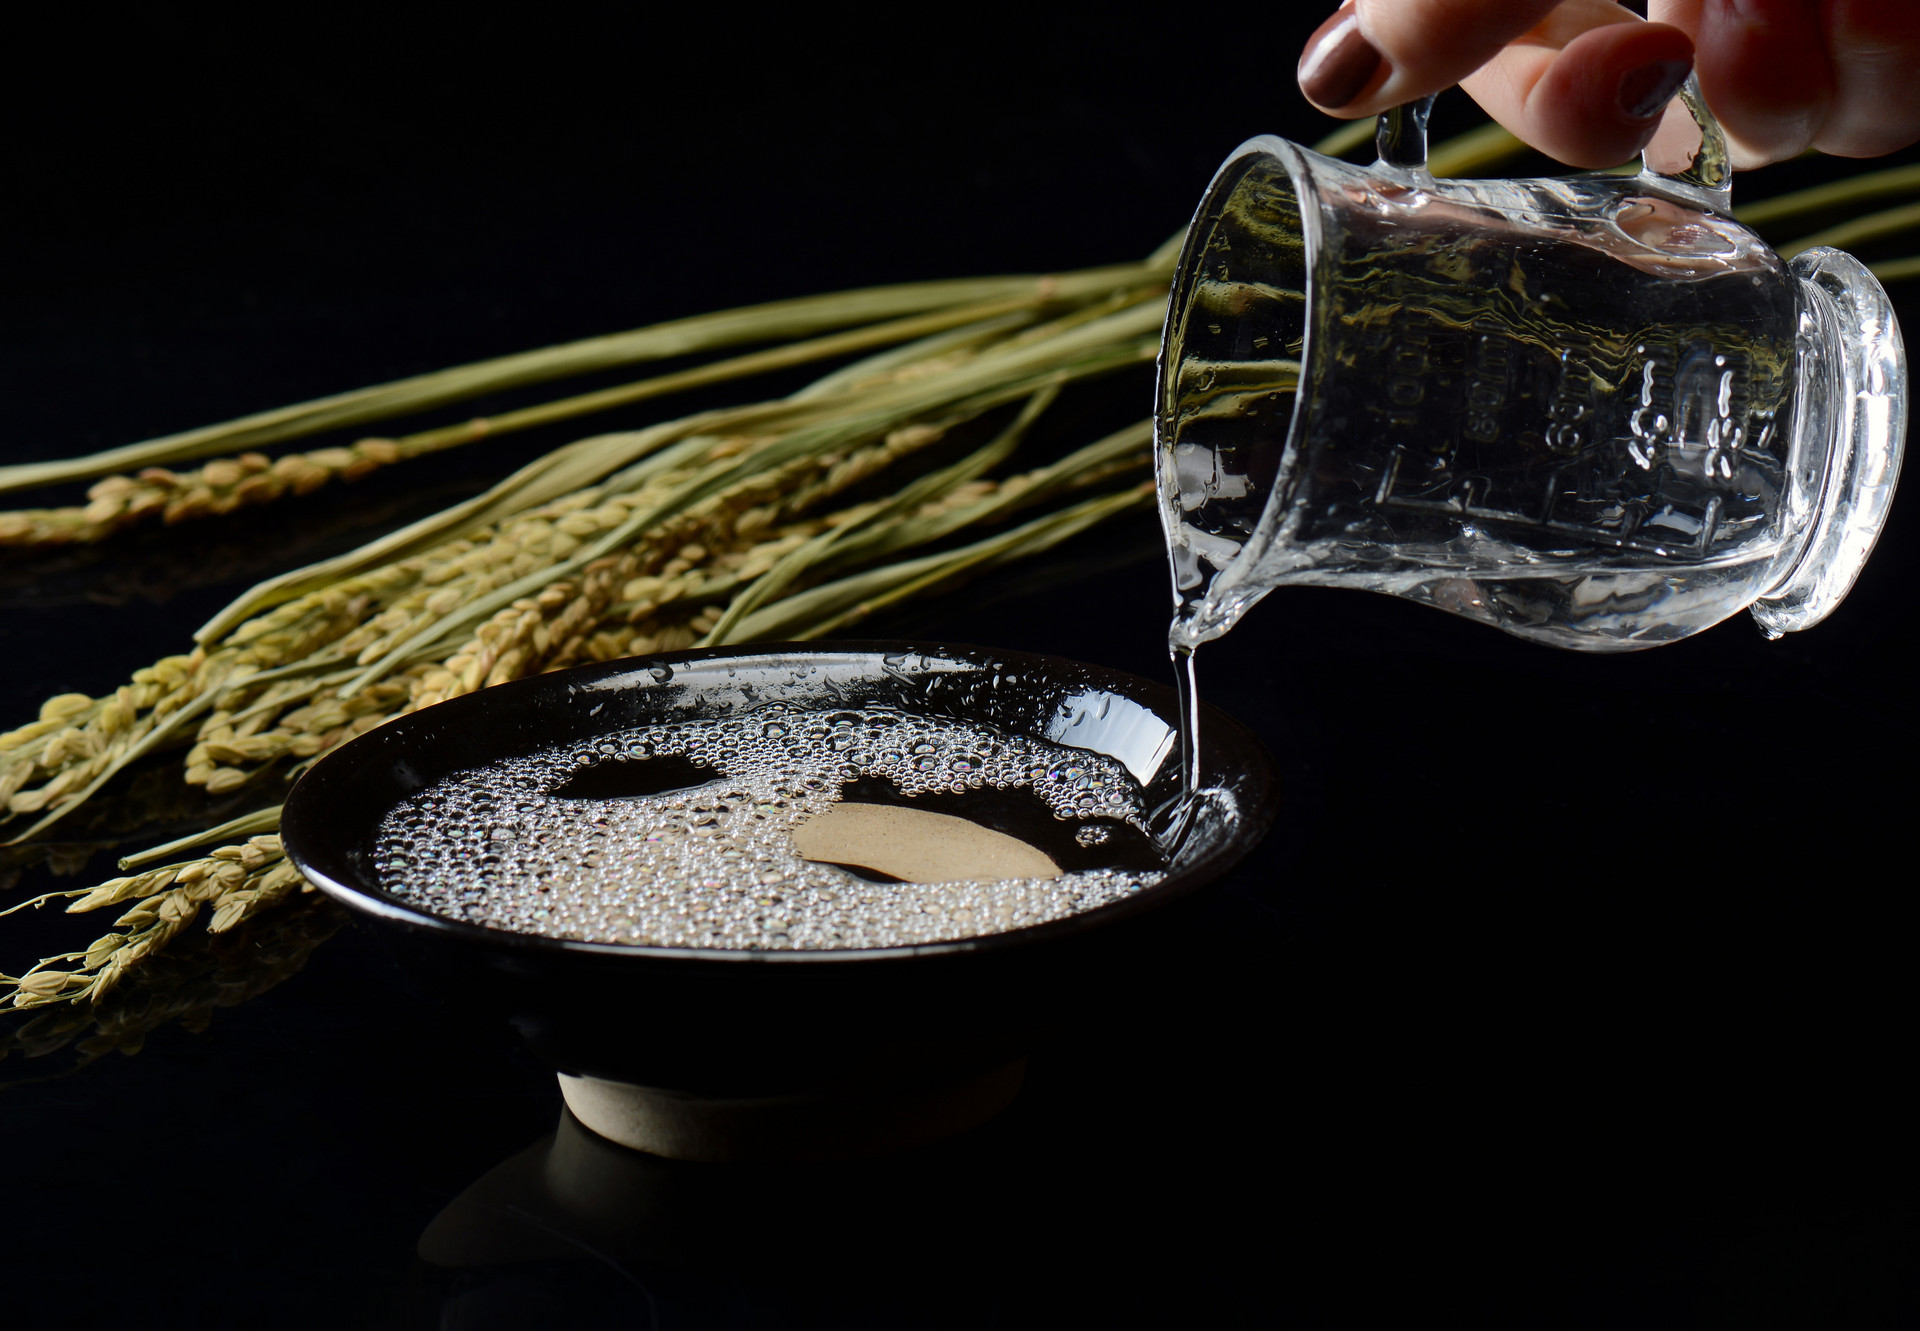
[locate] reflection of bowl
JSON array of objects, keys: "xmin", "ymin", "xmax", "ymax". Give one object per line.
[
  {"xmin": 280, "ymin": 642, "xmax": 1277, "ymax": 1161},
  {"xmin": 418, "ymin": 1105, "xmax": 1033, "ymax": 1317}
]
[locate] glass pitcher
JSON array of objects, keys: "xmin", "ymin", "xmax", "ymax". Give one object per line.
[{"xmin": 1156, "ymin": 83, "xmax": 1907, "ymax": 652}]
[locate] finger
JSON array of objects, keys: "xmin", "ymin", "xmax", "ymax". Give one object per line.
[
  {"xmin": 1652, "ymin": 0, "xmax": 1834, "ymax": 166},
  {"xmin": 1297, "ymin": 0, "xmax": 1567, "ymax": 115},
  {"xmin": 1818, "ymin": 0, "xmax": 1920, "ymax": 159},
  {"xmin": 1460, "ymin": 18, "xmax": 1697, "ymax": 169}
]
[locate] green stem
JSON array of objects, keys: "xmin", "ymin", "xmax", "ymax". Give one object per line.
[
  {"xmin": 1870, "ymin": 255, "xmax": 1920, "ymax": 283},
  {"xmin": 701, "ymin": 385, "xmax": 1060, "ymax": 647},
  {"xmin": 1736, "ymin": 162, "xmax": 1920, "ymax": 230},
  {"xmin": 1778, "ymin": 199, "xmax": 1920, "ymax": 259},
  {"xmin": 1426, "ymin": 122, "xmax": 1528, "ymax": 178},
  {"xmin": 118, "ymin": 807, "xmax": 283, "ymax": 872},
  {"xmin": 0, "ymin": 264, "xmax": 1161, "ymax": 499},
  {"xmin": 329, "ymin": 316, "xmax": 1160, "ymax": 698},
  {"xmin": 385, "ymin": 294, "xmax": 1059, "ymax": 462},
  {"xmin": 743, "ymin": 486, "xmax": 1152, "ymax": 642},
  {"xmin": 194, "ymin": 297, "xmax": 1165, "ymax": 647}
]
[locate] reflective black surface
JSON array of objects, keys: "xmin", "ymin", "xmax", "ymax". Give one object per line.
[{"xmin": 5, "ymin": 7, "xmax": 1920, "ymax": 1327}]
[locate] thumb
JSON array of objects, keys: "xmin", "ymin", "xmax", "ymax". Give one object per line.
[{"xmin": 1297, "ymin": 0, "xmax": 1570, "ymax": 113}]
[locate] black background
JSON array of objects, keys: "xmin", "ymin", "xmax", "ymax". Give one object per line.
[{"xmin": 3, "ymin": 4, "xmax": 1918, "ymax": 1326}]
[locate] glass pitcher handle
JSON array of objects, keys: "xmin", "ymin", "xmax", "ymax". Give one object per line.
[
  {"xmin": 1638, "ymin": 72, "xmax": 1733, "ymax": 211},
  {"xmin": 1373, "ymin": 76, "xmax": 1732, "ymax": 211}
]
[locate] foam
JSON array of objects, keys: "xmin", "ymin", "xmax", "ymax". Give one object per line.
[{"xmin": 375, "ymin": 702, "xmax": 1163, "ymax": 950}]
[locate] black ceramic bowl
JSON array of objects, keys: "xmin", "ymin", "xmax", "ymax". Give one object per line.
[{"xmin": 281, "ymin": 642, "xmax": 1276, "ymax": 1156}]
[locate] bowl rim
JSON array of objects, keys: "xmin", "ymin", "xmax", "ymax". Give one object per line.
[{"xmin": 280, "ymin": 640, "xmax": 1277, "ymax": 969}]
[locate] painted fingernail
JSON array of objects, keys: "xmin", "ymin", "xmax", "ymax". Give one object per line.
[
  {"xmin": 1299, "ymin": 4, "xmax": 1384, "ymax": 110},
  {"xmin": 1617, "ymin": 58, "xmax": 1693, "ymax": 121}
]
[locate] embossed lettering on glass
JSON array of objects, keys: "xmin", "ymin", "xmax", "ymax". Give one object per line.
[{"xmin": 1157, "ymin": 81, "xmax": 1907, "ymax": 652}]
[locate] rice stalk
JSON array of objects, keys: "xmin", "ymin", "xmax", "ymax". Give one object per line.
[
  {"xmin": 1, "ymin": 832, "xmax": 300, "ymax": 1009},
  {"xmin": 118, "ymin": 807, "xmax": 286, "ymax": 872},
  {"xmin": 0, "ymin": 442, "xmax": 400, "ymax": 548},
  {"xmin": 1424, "ymin": 122, "xmax": 1528, "ymax": 177},
  {"xmin": 323, "ymin": 303, "xmax": 1162, "ymax": 700},
  {"xmin": 1777, "ymin": 199, "xmax": 1920, "ymax": 260},
  {"xmin": 0, "ymin": 263, "xmax": 1167, "ymax": 499},
  {"xmin": 189, "ymin": 289, "xmax": 1164, "ymax": 645},
  {"xmin": 187, "ymin": 400, "xmax": 1156, "ymax": 800},
  {"xmin": 726, "ymin": 480, "xmax": 1155, "ymax": 644},
  {"xmin": 1871, "ymin": 255, "xmax": 1920, "ymax": 284},
  {"xmin": 0, "ymin": 294, "xmax": 1062, "ymax": 548},
  {"xmin": 697, "ymin": 386, "xmax": 1061, "ymax": 646},
  {"xmin": 1735, "ymin": 162, "xmax": 1920, "ymax": 229},
  {"xmin": 1, "ymin": 887, "xmax": 345, "ymax": 1070}
]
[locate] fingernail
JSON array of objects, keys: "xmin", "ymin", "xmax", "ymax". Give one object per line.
[
  {"xmin": 1299, "ymin": 4, "xmax": 1384, "ymax": 110},
  {"xmin": 1617, "ymin": 58, "xmax": 1692, "ymax": 121}
]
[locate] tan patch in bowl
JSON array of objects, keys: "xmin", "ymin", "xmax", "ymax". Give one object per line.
[{"xmin": 792, "ymin": 802, "xmax": 1060, "ymax": 883}]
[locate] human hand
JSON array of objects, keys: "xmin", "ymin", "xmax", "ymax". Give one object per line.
[{"xmin": 1296, "ymin": 1, "xmax": 1920, "ymax": 170}]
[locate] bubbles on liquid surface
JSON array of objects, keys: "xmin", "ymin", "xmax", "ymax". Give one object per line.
[{"xmin": 375, "ymin": 704, "xmax": 1162, "ymax": 951}]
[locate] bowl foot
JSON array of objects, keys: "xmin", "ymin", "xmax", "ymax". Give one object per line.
[{"xmin": 557, "ymin": 1057, "xmax": 1028, "ymax": 1162}]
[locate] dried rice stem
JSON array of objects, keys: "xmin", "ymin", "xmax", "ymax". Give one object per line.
[
  {"xmin": 1, "ymin": 887, "xmax": 343, "ymax": 1069},
  {"xmin": 0, "ymin": 262, "xmax": 1164, "ymax": 499},
  {"xmin": 1, "ymin": 583, "xmax": 395, "ymax": 839},
  {"xmin": 725, "ymin": 483, "xmax": 1156, "ymax": 644},
  {"xmin": 1736, "ymin": 162, "xmax": 1920, "ymax": 229},
  {"xmin": 2, "ymin": 831, "xmax": 304, "ymax": 1010},
  {"xmin": 192, "ymin": 292, "xmax": 1165, "ymax": 647},
  {"xmin": 0, "ymin": 295, "xmax": 1059, "ymax": 549},
  {"xmin": 0, "ymin": 440, "xmax": 402, "ymax": 548},
  {"xmin": 1778, "ymin": 198, "xmax": 1920, "ymax": 259},
  {"xmin": 175, "ymin": 425, "xmax": 896, "ymax": 789}
]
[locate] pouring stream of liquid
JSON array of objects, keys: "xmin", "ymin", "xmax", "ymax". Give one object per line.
[{"xmin": 1148, "ymin": 642, "xmax": 1203, "ymax": 855}]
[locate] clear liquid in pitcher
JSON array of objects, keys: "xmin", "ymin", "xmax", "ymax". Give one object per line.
[{"xmin": 1159, "ymin": 148, "xmax": 1820, "ymax": 655}]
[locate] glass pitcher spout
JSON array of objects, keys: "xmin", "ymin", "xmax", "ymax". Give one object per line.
[{"xmin": 1156, "ymin": 129, "xmax": 1907, "ymax": 654}]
